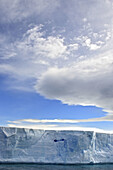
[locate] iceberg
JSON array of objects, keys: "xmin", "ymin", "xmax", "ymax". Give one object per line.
[{"xmin": 0, "ymin": 127, "xmax": 113, "ymax": 164}]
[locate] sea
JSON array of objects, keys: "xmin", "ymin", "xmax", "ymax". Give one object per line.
[{"xmin": 0, "ymin": 164, "xmax": 113, "ymax": 170}]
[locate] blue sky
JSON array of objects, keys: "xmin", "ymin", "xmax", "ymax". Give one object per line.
[{"xmin": 0, "ymin": 0, "xmax": 113, "ymax": 131}]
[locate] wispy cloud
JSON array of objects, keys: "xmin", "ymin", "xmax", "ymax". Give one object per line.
[
  {"xmin": 7, "ymin": 115, "xmax": 113, "ymax": 132},
  {"xmin": 0, "ymin": 0, "xmax": 59, "ymax": 23},
  {"xmin": 8, "ymin": 114, "xmax": 113, "ymax": 126},
  {"xmin": 8, "ymin": 119, "xmax": 79, "ymax": 124},
  {"xmin": 7, "ymin": 118, "xmax": 113, "ymax": 133}
]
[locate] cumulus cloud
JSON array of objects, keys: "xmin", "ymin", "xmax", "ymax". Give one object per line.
[{"xmin": 85, "ymin": 38, "xmax": 101, "ymax": 50}]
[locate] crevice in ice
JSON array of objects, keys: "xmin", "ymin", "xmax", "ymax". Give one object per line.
[
  {"xmin": 89, "ymin": 131, "xmax": 96, "ymax": 163},
  {"xmin": 92, "ymin": 131, "xmax": 96, "ymax": 152},
  {"xmin": 2, "ymin": 128, "xmax": 16, "ymax": 138}
]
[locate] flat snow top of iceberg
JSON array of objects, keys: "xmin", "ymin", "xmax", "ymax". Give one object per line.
[{"xmin": 0, "ymin": 126, "xmax": 113, "ymax": 134}]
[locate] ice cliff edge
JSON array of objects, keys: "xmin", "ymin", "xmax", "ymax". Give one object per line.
[{"xmin": 0, "ymin": 127, "xmax": 113, "ymax": 164}]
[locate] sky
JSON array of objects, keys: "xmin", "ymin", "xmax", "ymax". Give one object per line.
[{"xmin": 0, "ymin": 0, "xmax": 113, "ymax": 131}]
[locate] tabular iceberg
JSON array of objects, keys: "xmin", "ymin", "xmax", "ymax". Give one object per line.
[{"xmin": 0, "ymin": 127, "xmax": 113, "ymax": 164}]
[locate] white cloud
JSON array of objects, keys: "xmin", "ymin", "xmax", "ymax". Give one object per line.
[
  {"xmin": 8, "ymin": 115, "xmax": 113, "ymax": 125},
  {"xmin": 7, "ymin": 114, "xmax": 113, "ymax": 131},
  {"xmin": 82, "ymin": 18, "xmax": 87, "ymax": 22},
  {"xmin": 16, "ymin": 25, "xmax": 68, "ymax": 59},
  {"xmin": 7, "ymin": 120, "xmax": 113, "ymax": 133},
  {"xmin": 68, "ymin": 43, "xmax": 79, "ymax": 51},
  {"xmin": 85, "ymin": 38, "xmax": 91, "ymax": 46},
  {"xmin": 90, "ymin": 44, "xmax": 101, "ymax": 50},
  {"xmin": 0, "ymin": 25, "xmax": 69, "ymax": 82},
  {"xmin": 84, "ymin": 38, "xmax": 101, "ymax": 50},
  {"xmin": 0, "ymin": 0, "xmax": 59, "ymax": 22},
  {"xmin": 35, "ymin": 39, "xmax": 113, "ymax": 115},
  {"xmin": 1, "ymin": 0, "xmax": 113, "ymax": 122},
  {"xmin": 1, "ymin": 22, "xmax": 113, "ymax": 117},
  {"xmin": 8, "ymin": 119, "xmax": 79, "ymax": 124},
  {"xmin": 7, "ymin": 124, "xmax": 58, "ymax": 130}
]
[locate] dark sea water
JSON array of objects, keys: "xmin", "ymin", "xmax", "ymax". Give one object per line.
[{"xmin": 0, "ymin": 164, "xmax": 113, "ymax": 170}]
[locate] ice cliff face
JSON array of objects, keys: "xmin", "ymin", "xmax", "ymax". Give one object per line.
[{"xmin": 0, "ymin": 127, "xmax": 113, "ymax": 164}]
